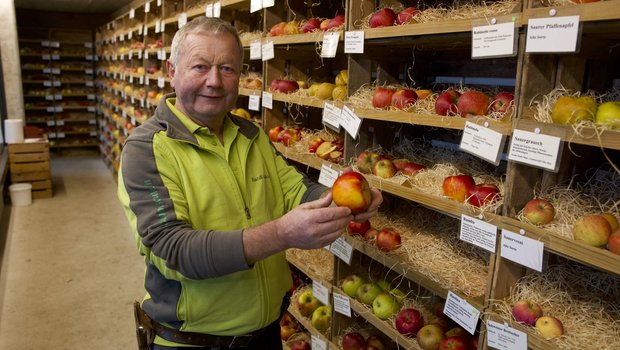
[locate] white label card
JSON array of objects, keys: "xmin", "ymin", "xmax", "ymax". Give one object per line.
[
  {"xmin": 525, "ymin": 16, "xmax": 580, "ymax": 53},
  {"xmin": 206, "ymin": 4, "xmax": 214, "ymax": 17},
  {"xmin": 261, "ymin": 41, "xmax": 275, "ymax": 61},
  {"xmin": 178, "ymin": 13, "xmax": 188, "ymax": 28},
  {"xmin": 507, "ymin": 129, "xmax": 561, "ymax": 172},
  {"xmin": 340, "ymin": 105, "xmax": 362, "ymax": 139},
  {"xmin": 145, "ymin": 1, "xmax": 150, "ymax": 12},
  {"xmin": 157, "ymin": 0, "xmax": 161, "ymax": 7},
  {"xmin": 444, "ymin": 291, "xmax": 480, "ymax": 335},
  {"xmin": 214, "ymin": 2, "xmax": 221, "ymax": 17},
  {"xmin": 487, "ymin": 320, "xmax": 528, "ymax": 350},
  {"xmin": 318, "ymin": 163, "xmax": 339, "ymax": 188},
  {"xmin": 312, "ymin": 281, "xmax": 330, "ymax": 306},
  {"xmin": 460, "ymin": 121, "xmax": 505, "ymax": 165},
  {"xmin": 250, "ymin": 0, "xmax": 262, "ymax": 13},
  {"xmin": 460, "ymin": 214, "xmax": 497, "ymax": 253},
  {"xmin": 157, "ymin": 77, "xmax": 165, "ymax": 88},
  {"xmin": 344, "ymin": 31, "xmax": 364, "ymax": 54},
  {"xmin": 262, "ymin": 0, "xmax": 275, "ymax": 7},
  {"xmin": 311, "ymin": 335, "xmax": 327, "ymax": 350},
  {"xmin": 320, "ymin": 32, "xmax": 339, "ymax": 58},
  {"xmin": 329, "ymin": 237, "xmax": 353, "ymax": 265},
  {"xmin": 250, "ymin": 41, "xmax": 262, "ymax": 60},
  {"xmin": 248, "ymin": 95, "xmax": 260, "ymax": 111},
  {"xmin": 129, "ymin": 8, "xmax": 135, "ymax": 18},
  {"xmin": 500, "ymin": 229, "xmax": 544, "ymax": 272},
  {"xmin": 472, "ymin": 21, "xmax": 516, "ymax": 58},
  {"xmin": 261, "ymin": 91, "xmax": 273, "ymax": 109},
  {"xmin": 333, "ymin": 292, "xmax": 351, "ymax": 317},
  {"xmin": 322, "ymin": 102, "xmax": 341, "ymax": 131}
]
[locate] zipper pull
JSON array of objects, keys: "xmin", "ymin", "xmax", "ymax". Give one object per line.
[{"xmin": 244, "ymin": 207, "xmax": 251, "ymax": 220}]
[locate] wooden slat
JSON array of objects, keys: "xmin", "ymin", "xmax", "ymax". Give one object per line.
[
  {"xmin": 32, "ymin": 188, "xmax": 53, "ymax": 199},
  {"xmin": 10, "ymin": 171, "xmax": 51, "ymax": 182},
  {"xmin": 10, "ymin": 161, "xmax": 50, "ymax": 174},
  {"xmin": 9, "ymin": 152, "xmax": 49, "ymax": 163}
]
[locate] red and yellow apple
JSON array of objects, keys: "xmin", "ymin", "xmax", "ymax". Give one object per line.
[
  {"xmin": 372, "ymin": 87, "xmax": 396, "ymax": 109},
  {"xmin": 551, "ymin": 95, "xmax": 597, "ymax": 124},
  {"xmin": 523, "ymin": 198, "xmax": 556, "ymax": 225},
  {"xmin": 268, "ymin": 126, "xmax": 284, "ymax": 142},
  {"xmin": 573, "ymin": 214, "xmax": 612, "ymax": 247},
  {"xmin": 332, "ymin": 171, "xmax": 372, "ymax": 214},
  {"xmin": 535, "ymin": 316, "xmax": 564, "ymax": 340},
  {"xmin": 601, "ymin": 212, "xmax": 619, "ymax": 232},
  {"xmin": 372, "ymin": 158, "xmax": 397, "ymax": 179},
  {"xmin": 375, "ymin": 228, "xmax": 401, "ymax": 252},
  {"xmin": 391, "ymin": 88, "xmax": 418, "ymax": 110},
  {"xmin": 438, "ymin": 337, "xmax": 468, "ymax": 350},
  {"xmin": 435, "ymin": 89, "xmax": 461, "ymax": 116},
  {"xmin": 296, "ymin": 289, "xmax": 320, "ymax": 317},
  {"xmin": 442, "ymin": 175, "xmax": 476, "ymax": 202},
  {"xmin": 607, "ymin": 229, "xmax": 620, "ymax": 255},
  {"xmin": 396, "ymin": 7, "xmax": 418, "ymax": 25},
  {"xmin": 457, "ymin": 90, "xmax": 490, "ymax": 117},
  {"xmin": 467, "ymin": 183, "xmax": 501, "ymax": 207},
  {"xmin": 511, "ymin": 300, "xmax": 543, "ymax": 326},
  {"xmin": 490, "ymin": 91, "xmax": 514, "ymax": 114},
  {"xmin": 301, "ymin": 18, "xmax": 321, "ymax": 33},
  {"xmin": 369, "ymin": 8, "xmax": 397, "ymax": 28},
  {"xmin": 347, "ymin": 220, "xmax": 371, "ymax": 237},
  {"xmin": 417, "ymin": 324, "xmax": 446, "ymax": 350},
  {"xmin": 341, "ymin": 332, "xmax": 366, "ymax": 350},
  {"xmin": 356, "ymin": 150, "xmax": 383, "ymax": 174}
]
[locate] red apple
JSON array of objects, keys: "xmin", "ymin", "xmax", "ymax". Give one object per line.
[
  {"xmin": 308, "ymin": 136, "xmax": 325, "ymax": 153},
  {"xmin": 332, "ymin": 171, "xmax": 372, "ymax": 214},
  {"xmin": 326, "ymin": 14, "xmax": 345, "ymax": 30},
  {"xmin": 394, "ymin": 308, "xmax": 424, "ymax": 336},
  {"xmin": 268, "ymin": 126, "xmax": 284, "ymax": 142},
  {"xmin": 320, "ymin": 19, "xmax": 331, "ymax": 31},
  {"xmin": 573, "ymin": 214, "xmax": 612, "ymax": 247},
  {"xmin": 375, "ymin": 228, "xmax": 401, "ymax": 251},
  {"xmin": 401, "ymin": 162, "xmax": 426, "ymax": 176},
  {"xmin": 397, "ymin": 7, "xmax": 418, "ymax": 25},
  {"xmin": 372, "ymin": 87, "xmax": 396, "ymax": 109},
  {"xmin": 445, "ymin": 326, "xmax": 471, "ymax": 343},
  {"xmin": 270, "ymin": 79, "xmax": 300, "ymax": 93},
  {"xmin": 457, "ymin": 90, "xmax": 490, "ymax": 117},
  {"xmin": 442, "ymin": 175, "xmax": 476, "ymax": 202},
  {"xmin": 280, "ymin": 324, "xmax": 297, "ymax": 340},
  {"xmin": 348, "ymin": 220, "xmax": 371, "ymax": 236},
  {"xmin": 364, "ymin": 228, "xmax": 379, "ymax": 240},
  {"xmin": 392, "ymin": 158, "xmax": 410, "ymax": 171},
  {"xmin": 438, "ymin": 336, "xmax": 468, "ymax": 350},
  {"xmin": 391, "ymin": 88, "xmax": 418, "ymax": 109},
  {"xmin": 270, "ymin": 22, "xmax": 287, "ymax": 36},
  {"xmin": 511, "ymin": 300, "xmax": 543, "ymax": 326},
  {"xmin": 301, "ymin": 18, "xmax": 321, "ymax": 33},
  {"xmin": 290, "ymin": 339, "xmax": 311, "ymax": 350},
  {"xmin": 372, "ymin": 159, "xmax": 397, "ymax": 179},
  {"xmin": 417, "ymin": 324, "xmax": 446, "ymax": 350},
  {"xmin": 369, "ymin": 8, "xmax": 397, "ymax": 28},
  {"xmin": 467, "ymin": 183, "xmax": 501, "ymax": 207},
  {"xmin": 523, "ymin": 198, "xmax": 555, "ymax": 225},
  {"xmin": 608, "ymin": 229, "xmax": 620, "ymax": 255},
  {"xmin": 469, "ymin": 334, "xmax": 479, "ymax": 350},
  {"xmin": 490, "ymin": 91, "xmax": 514, "ymax": 114},
  {"xmin": 366, "ymin": 335, "xmax": 386, "ymax": 350},
  {"xmin": 280, "ymin": 128, "xmax": 301, "ymax": 146},
  {"xmin": 435, "ymin": 90, "xmax": 461, "ymax": 116},
  {"xmin": 357, "ymin": 150, "xmax": 382, "ymax": 174},
  {"xmin": 341, "ymin": 331, "xmax": 366, "ymax": 350}
]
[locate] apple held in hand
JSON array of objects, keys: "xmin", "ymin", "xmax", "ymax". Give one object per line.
[
  {"xmin": 332, "ymin": 171, "xmax": 372, "ymax": 214},
  {"xmin": 490, "ymin": 91, "xmax": 514, "ymax": 114},
  {"xmin": 373, "ymin": 87, "xmax": 396, "ymax": 109},
  {"xmin": 391, "ymin": 88, "xmax": 418, "ymax": 110},
  {"xmin": 372, "ymin": 292, "xmax": 400, "ymax": 320},
  {"xmin": 573, "ymin": 214, "xmax": 612, "ymax": 247},
  {"xmin": 442, "ymin": 175, "xmax": 476, "ymax": 202},
  {"xmin": 467, "ymin": 183, "xmax": 501, "ymax": 207},
  {"xmin": 341, "ymin": 331, "xmax": 366, "ymax": 350},
  {"xmin": 394, "ymin": 308, "xmax": 424, "ymax": 336},
  {"xmin": 296, "ymin": 289, "xmax": 321, "ymax": 317},
  {"xmin": 347, "ymin": 220, "xmax": 371, "ymax": 237},
  {"xmin": 523, "ymin": 198, "xmax": 556, "ymax": 225},
  {"xmin": 342, "ymin": 273, "xmax": 366, "ymax": 298},
  {"xmin": 535, "ymin": 316, "xmax": 564, "ymax": 340},
  {"xmin": 376, "ymin": 228, "xmax": 401, "ymax": 252},
  {"xmin": 435, "ymin": 90, "xmax": 461, "ymax": 116},
  {"xmin": 372, "ymin": 159, "xmax": 397, "ymax": 179},
  {"xmin": 310, "ymin": 305, "xmax": 332, "ymax": 332},
  {"xmin": 606, "ymin": 229, "xmax": 620, "ymax": 255},
  {"xmin": 356, "ymin": 283, "xmax": 383, "ymax": 305},
  {"xmin": 595, "ymin": 101, "xmax": 620, "ymax": 129},
  {"xmin": 417, "ymin": 324, "xmax": 446, "ymax": 350},
  {"xmin": 511, "ymin": 300, "xmax": 543, "ymax": 326},
  {"xmin": 457, "ymin": 90, "xmax": 490, "ymax": 117},
  {"xmin": 369, "ymin": 8, "xmax": 397, "ymax": 28}
]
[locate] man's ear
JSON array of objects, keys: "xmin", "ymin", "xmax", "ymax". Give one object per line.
[{"xmin": 166, "ymin": 60, "xmax": 175, "ymax": 87}]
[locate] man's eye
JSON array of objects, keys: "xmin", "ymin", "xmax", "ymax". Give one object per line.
[{"xmin": 221, "ymin": 66, "xmax": 235, "ymax": 74}]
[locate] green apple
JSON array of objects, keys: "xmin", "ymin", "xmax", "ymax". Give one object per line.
[
  {"xmin": 390, "ymin": 288, "xmax": 406, "ymax": 304},
  {"xmin": 595, "ymin": 101, "xmax": 620, "ymax": 129},
  {"xmin": 341, "ymin": 274, "xmax": 365, "ymax": 298},
  {"xmin": 310, "ymin": 305, "xmax": 332, "ymax": 332},
  {"xmin": 375, "ymin": 279, "xmax": 391, "ymax": 292},
  {"xmin": 296, "ymin": 289, "xmax": 320, "ymax": 317},
  {"xmin": 355, "ymin": 283, "xmax": 383, "ymax": 305},
  {"xmin": 372, "ymin": 293, "xmax": 400, "ymax": 320}
]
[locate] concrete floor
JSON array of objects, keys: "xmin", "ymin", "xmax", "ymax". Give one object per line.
[{"xmin": 0, "ymin": 155, "xmax": 144, "ymax": 349}]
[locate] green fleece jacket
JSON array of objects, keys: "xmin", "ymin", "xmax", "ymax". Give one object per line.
[{"xmin": 118, "ymin": 94, "xmax": 326, "ymax": 345}]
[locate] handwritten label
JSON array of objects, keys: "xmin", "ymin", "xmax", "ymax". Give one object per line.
[
  {"xmin": 526, "ymin": 16, "xmax": 580, "ymax": 53},
  {"xmin": 460, "ymin": 214, "xmax": 497, "ymax": 253},
  {"xmin": 500, "ymin": 229, "xmax": 544, "ymax": 272}
]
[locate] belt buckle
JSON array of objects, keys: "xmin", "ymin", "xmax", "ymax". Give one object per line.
[{"xmin": 229, "ymin": 334, "xmax": 253, "ymax": 348}]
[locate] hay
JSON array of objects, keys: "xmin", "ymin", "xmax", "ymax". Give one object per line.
[
  {"xmin": 516, "ymin": 172, "xmax": 620, "ymax": 239},
  {"xmin": 366, "ymin": 207, "xmax": 490, "ymax": 298},
  {"xmin": 491, "ymin": 259, "xmax": 620, "ymax": 349},
  {"xmin": 286, "ymin": 248, "xmax": 335, "ymax": 283}
]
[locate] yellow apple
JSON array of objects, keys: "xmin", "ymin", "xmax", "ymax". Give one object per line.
[
  {"xmin": 332, "ymin": 85, "xmax": 347, "ymax": 101},
  {"xmin": 601, "ymin": 212, "xmax": 619, "ymax": 231},
  {"xmin": 535, "ymin": 316, "xmax": 564, "ymax": 340},
  {"xmin": 315, "ymin": 82, "xmax": 335, "ymax": 100},
  {"xmin": 595, "ymin": 101, "xmax": 620, "ymax": 129},
  {"xmin": 335, "ymin": 70, "xmax": 348, "ymax": 86},
  {"xmin": 551, "ymin": 96, "xmax": 597, "ymax": 124},
  {"xmin": 573, "ymin": 214, "xmax": 612, "ymax": 247}
]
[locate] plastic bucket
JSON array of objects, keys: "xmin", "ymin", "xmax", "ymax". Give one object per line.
[{"xmin": 9, "ymin": 183, "xmax": 32, "ymax": 207}]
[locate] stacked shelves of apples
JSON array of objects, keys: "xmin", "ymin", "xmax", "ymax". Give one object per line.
[{"xmin": 486, "ymin": 2, "xmax": 620, "ymax": 349}]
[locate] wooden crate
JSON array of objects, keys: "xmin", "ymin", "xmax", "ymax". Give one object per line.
[{"xmin": 8, "ymin": 139, "xmax": 53, "ymax": 198}]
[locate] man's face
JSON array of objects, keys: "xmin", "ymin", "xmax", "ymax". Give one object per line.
[{"xmin": 168, "ymin": 32, "xmax": 241, "ymax": 125}]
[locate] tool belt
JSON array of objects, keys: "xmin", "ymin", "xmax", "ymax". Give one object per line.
[{"xmin": 133, "ymin": 301, "xmax": 265, "ymax": 348}]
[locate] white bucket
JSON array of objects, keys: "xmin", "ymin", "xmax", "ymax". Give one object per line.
[
  {"xmin": 4, "ymin": 119, "xmax": 24, "ymax": 144},
  {"xmin": 9, "ymin": 183, "xmax": 32, "ymax": 207}
]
